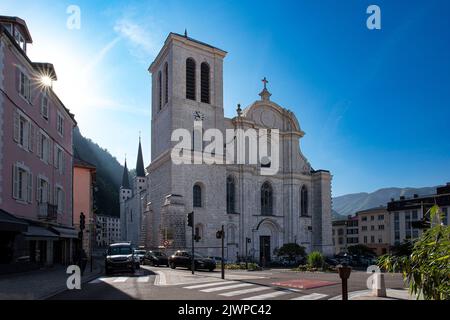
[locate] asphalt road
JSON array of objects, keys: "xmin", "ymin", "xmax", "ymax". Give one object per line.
[{"xmin": 50, "ymin": 265, "xmax": 406, "ymax": 300}]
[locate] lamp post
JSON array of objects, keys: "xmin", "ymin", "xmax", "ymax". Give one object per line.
[{"xmin": 216, "ymin": 226, "xmax": 225, "ymax": 279}]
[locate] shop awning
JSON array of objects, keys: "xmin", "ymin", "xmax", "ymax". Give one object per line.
[
  {"xmin": 24, "ymin": 225, "xmax": 59, "ymax": 240},
  {"xmin": 51, "ymin": 226, "xmax": 79, "ymax": 239},
  {"xmin": 0, "ymin": 209, "xmax": 28, "ymax": 233}
]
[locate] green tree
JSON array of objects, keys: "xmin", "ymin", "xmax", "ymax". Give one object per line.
[
  {"xmin": 378, "ymin": 205, "xmax": 450, "ymax": 300},
  {"xmin": 347, "ymin": 244, "xmax": 376, "ymax": 257},
  {"xmin": 276, "ymin": 243, "xmax": 306, "ymax": 263}
]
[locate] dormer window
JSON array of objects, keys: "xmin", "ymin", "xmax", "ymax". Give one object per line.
[
  {"xmin": 14, "ymin": 29, "xmax": 26, "ymax": 52},
  {"xmin": 1, "ymin": 23, "xmax": 12, "ymax": 35}
]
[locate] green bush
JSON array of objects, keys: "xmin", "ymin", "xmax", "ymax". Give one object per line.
[{"xmin": 307, "ymin": 251, "xmax": 324, "ymax": 269}]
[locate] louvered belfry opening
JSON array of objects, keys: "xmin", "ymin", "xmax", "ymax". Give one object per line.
[
  {"xmin": 186, "ymin": 58, "xmax": 196, "ymax": 100},
  {"xmin": 158, "ymin": 71, "xmax": 162, "ymax": 110},
  {"xmin": 164, "ymin": 62, "xmax": 169, "ymax": 104},
  {"xmin": 200, "ymin": 62, "xmax": 210, "ymax": 104}
]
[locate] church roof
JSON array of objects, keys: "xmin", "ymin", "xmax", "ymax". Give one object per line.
[
  {"xmin": 121, "ymin": 160, "xmax": 131, "ymax": 189},
  {"xmin": 136, "ymin": 138, "xmax": 146, "ymax": 177},
  {"xmin": 169, "ymin": 32, "xmax": 227, "ymax": 53}
]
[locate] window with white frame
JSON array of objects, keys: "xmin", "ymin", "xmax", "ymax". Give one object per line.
[
  {"xmin": 57, "ymin": 112, "xmax": 64, "ymax": 136},
  {"xmin": 12, "ymin": 163, "xmax": 32, "ymax": 203},
  {"xmin": 14, "ymin": 29, "xmax": 26, "ymax": 51},
  {"xmin": 38, "ymin": 131, "xmax": 51, "ymax": 164},
  {"xmin": 13, "ymin": 109, "xmax": 34, "ymax": 151},
  {"xmin": 37, "ymin": 176, "xmax": 50, "ymax": 204},
  {"xmin": 55, "ymin": 186, "xmax": 65, "ymax": 214},
  {"xmin": 41, "ymin": 94, "xmax": 49, "ymax": 120},
  {"xmin": 54, "ymin": 144, "xmax": 64, "ymax": 174},
  {"xmin": 19, "ymin": 70, "xmax": 31, "ymax": 101}
]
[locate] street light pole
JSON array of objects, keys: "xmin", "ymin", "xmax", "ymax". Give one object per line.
[
  {"xmin": 191, "ymin": 214, "xmax": 195, "ymax": 275},
  {"xmin": 221, "ymin": 225, "xmax": 225, "ymax": 280}
]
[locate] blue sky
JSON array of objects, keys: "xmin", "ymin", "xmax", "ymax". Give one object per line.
[{"xmin": 1, "ymin": 0, "xmax": 449, "ymax": 196}]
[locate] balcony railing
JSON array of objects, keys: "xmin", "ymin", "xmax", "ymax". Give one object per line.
[{"xmin": 38, "ymin": 203, "xmax": 58, "ymax": 221}]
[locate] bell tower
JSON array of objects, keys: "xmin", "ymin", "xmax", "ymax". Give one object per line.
[{"xmin": 148, "ymin": 32, "xmax": 228, "ymax": 161}]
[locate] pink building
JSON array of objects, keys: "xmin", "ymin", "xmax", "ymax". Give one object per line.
[{"xmin": 0, "ymin": 16, "xmax": 77, "ymax": 269}]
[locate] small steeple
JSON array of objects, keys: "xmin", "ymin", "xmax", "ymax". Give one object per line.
[
  {"xmin": 184, "ymin": 29, "xmax": 188, "ymax": 38},
  {"xmin": 259, "ymin": 77, "xmax": 272, "ymax": 101},
  {"xmin": 136, "ymin": 135, "xmax": 146, "ymax": 177},
  {"xmin": 121, "ymin": 158, "xmax": 131, "ymax": 189}
]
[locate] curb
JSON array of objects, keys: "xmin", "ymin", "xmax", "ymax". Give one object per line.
[{"xmin": 38, "ymin": 267, "xmax": 104, "ymax": 300}]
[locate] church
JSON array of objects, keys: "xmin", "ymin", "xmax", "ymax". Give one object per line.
[{"xmin": 120, "ymin": 32, "xmax": 333, "ymax": 263}]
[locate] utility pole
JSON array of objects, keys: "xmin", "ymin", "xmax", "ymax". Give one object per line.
[
  {"xmin": 216, "ymin": 226, "xmax": 225, "ymax": 279},
  {"xmin": 187, "ymin": 212, "xmax": 194, "ymax": 275}
]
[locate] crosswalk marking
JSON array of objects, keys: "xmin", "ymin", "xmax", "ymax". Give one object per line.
[
  {"xmin": 200, "ymin": 283, "xmax": 253, "ymax": 293},
  {"xmin": 137, "ymin": 276, "xmax": 150, "ymax": 283},
  {"xmin": 89, "ymin": 277, "xmax": 106, "ymax": 284},
  {"xmin": 241, "ymin": 290, "xmax": 289, "ymax": 300},
  {"xmin": 113, "ymin": 277, "xmax": 128, "ymax": 283},
  {"xmin": 290, "ymin": 293, "xmax": 328, "ymax": 300},
  {"xmin": 219, "ymin": 286, "xmax": 270, "ymax": 297},
  {"xmin": 183, "ymin": 281, "xmax": 237, "ymax": 289}
]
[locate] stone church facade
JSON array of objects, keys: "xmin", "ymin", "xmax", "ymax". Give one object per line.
[{"xmin": 122, "ymin": 32, "xmax": 333, "ymax": 262}]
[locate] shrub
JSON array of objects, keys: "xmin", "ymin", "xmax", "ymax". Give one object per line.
[
  {"xmin": 307, "ymin": 251, "xmax": 324, "ymax": 269},
  {"xmin": 276, "ymin": 243, "xmax": 306, "ymax": 263},
  {"xmin": 378, "ymin": 205, "xmax": 450, "ymax": 300}
]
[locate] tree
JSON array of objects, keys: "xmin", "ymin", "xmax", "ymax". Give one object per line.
[
  {"xmin": 276, "ymin": 243, "xmax": 306, "ymax": 263},
  {"xmin": 378, "ymin": 205, "xmax": 450, "ymax": 300},
  {"xmin": 347, "ymin": 244, "xmax": 376, "ymax": 257}
]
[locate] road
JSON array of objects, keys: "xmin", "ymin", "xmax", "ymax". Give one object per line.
[{"xmin": 50, "ymin": 265, "xmax": 407, "ymax": 300}]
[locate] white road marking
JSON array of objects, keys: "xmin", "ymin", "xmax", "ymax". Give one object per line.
[
  {"xmin": 290, "ymin": 293, "xmax": 328, "ymax": 300},
  {"xmin": 200, "ymin": 283, "xmax": 253, "ymax": 293},
  {"xmin": 113, "ymin": 277, "xmax": 128, "ymax": 283},
  {"xmin": 241, "ymin": 290, "xmax": 289, "ymax": 300},
  {"xmin": 183, "ymin": 281, "xmax": 237, "ymax": 289},
  {"xmin": 220, "ymin": 286, "xmax": 270, "ymax": 297},
  {"xmin": 137, "ymin": 276, "xmax": 150, "ymax": 283}
]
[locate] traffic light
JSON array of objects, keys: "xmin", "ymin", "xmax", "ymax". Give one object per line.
[
  {"xmin": 216, "ymin": 230, "xmax": 224, "ymax": 239},
  {"xmin": 80, "ymin": 212, "xmax": 86, "ymax": 231},
  {"xmin": 246, "ymin": 238, "xmax": 251, "ymax": 244},
  {"xmin": 187, "ymin": 212, "xmax": 193, "ymax": 228}
]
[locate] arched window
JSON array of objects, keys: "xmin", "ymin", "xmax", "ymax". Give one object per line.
[
  {"xmin": 200, "ymin": 62, "xmax": 210, "ymax": 104},
  {"xmin": 164, "ymin": 62, "xmax": 169, "ymax": 104},
  {"xmin": 301, "ymin": 185, "xmax": 308, "ymax": 216},
  {"xmin": 186, "ymin": 58, "xmax": 196, "ymax": 101},
  {"xmin": 158, "ymin": 71, "xmax": 162, "ymax": 110},
  {"xmin": 193, "ymin": 184, "xmax": 202, "ymax": 207},
  {"xmin": 226, "ymin": 176, "xmax": 235, "ymax": 214},
  {"xmin": 261, "ymin": 181, "xmax": 273, "ymax": 216}
]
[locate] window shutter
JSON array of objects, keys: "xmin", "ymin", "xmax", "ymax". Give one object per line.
[
  {"xmin": 47, "ymin": 181, "xmax": 51, "ymax": 204},
  {"xmin": 13, "ymin": 110, "xmax": 20, "ymax": 142},
  {"xmin": 61, "ymin": 151, "xmax": 65, "ymax": 174},
  {"xmin": 28, "ymin": 123, "xmax": 34, "ymax": 152},
  {"xmin": 27, "ymin": 172, "xmax": 33, "ymax": 203},
  {"xmin": 37, "ymin": 131, "xmax": 42, "ymax": 158},
  {"xmin": 12, "ymin": 165, "xmax": 18, "ymax": 199},
  {"xmin": 61, "ymin": 189, "xmax": 65, "ymax": 214},
  {"xmin": 36, "ymin": 176, "xmax": 41, "ymax": 203},
  {"xmin": 15, "ymin": 67, "xmax": 20, "ymax": 93},
  {"xmin": 54, "ymin": 145, "xmax": 58, "ymax": 168},
  {"xmin": 47, "ymin": 140, "xmax": 52, "ymax": 166}
]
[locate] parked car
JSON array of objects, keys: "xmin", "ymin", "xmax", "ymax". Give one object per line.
[
  {"xmin": 143, "ymin": 251, "xmax": 169, "ymax": 267},
  {"xmin": 134, "ymin": 249, "xmax": 146, "ymax": 265},
  {"xmin": 208, "ymin": 256, "xmax": 227, "ymax": 265},
  {"xmin": 168, "ymin": 251, "xmax": 216, "ymax": 271},
  {"xmin": 105, "ymin": 243, "xmax": 136, "ymax": 275},
  {"xmin": 325, "ymin": 257, "xmax": 339, "ymax": 266}
]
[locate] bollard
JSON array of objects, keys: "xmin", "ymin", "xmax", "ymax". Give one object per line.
[
  {"xmin": 337, "ymin": 264, "xmax": 352, "ymax": 300},
  {"xmin": 373, "ymin": 273, "xmax": 387, "ymax": 297}
]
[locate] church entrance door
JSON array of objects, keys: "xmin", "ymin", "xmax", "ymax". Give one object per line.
[{"xmin": 259, "ymin": 236, "xmax": 271, "ymax": 267}]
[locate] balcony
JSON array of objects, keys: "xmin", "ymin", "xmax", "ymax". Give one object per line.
[{"xmin": 38, "ymin": 203, "xmax": 58, "ymax": 221}]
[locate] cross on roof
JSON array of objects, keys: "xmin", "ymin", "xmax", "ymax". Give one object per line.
[{"xmin": 262, "ymin": 77, "xmax": 269, "ymax": 89}]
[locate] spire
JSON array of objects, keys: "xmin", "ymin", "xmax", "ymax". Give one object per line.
[
  {"xmin": 121, "ymin": 158, "xmax": 131, "ymax": 189},
  {"xmin": 259, "ymin": 77, "xmax": 272, "ymax": 101},
  {"xmin": 136, "ymin": 136, "xmax": 146, "ymax": 177}
]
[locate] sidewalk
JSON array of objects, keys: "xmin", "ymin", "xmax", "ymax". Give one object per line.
[
  {"xmin": 329, "ymin": 288, "xmax": 417, "ymax": 300},
  {"xmin": 0, "ymin": 259, "xmax": 103, "ymax": 300}
]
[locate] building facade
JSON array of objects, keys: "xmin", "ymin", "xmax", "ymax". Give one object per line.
[
  {"xmin": 0, "ymin": 16, "xmax": 77, "ymax": 269},
  {"xmin": 387, "ymin": 183, "xmax": 450, "ymax": 246},
  {"xmin": 73, "ymin": 158, "xmax": 96, "ymax": 258},
  {"xmin": 96, "ymin": 215, "xmax": 121, "ymax": 247},
  {"xmin": 332, "ymin": 219, "xmax": 347, "ymax": 255},
  {"xmin": 136, "ymin": 32, "xmax": 333, "ymax": 263},
  {"xmin": 356, "ymin": 206, "xmax": 389, "ymax": 256}
]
